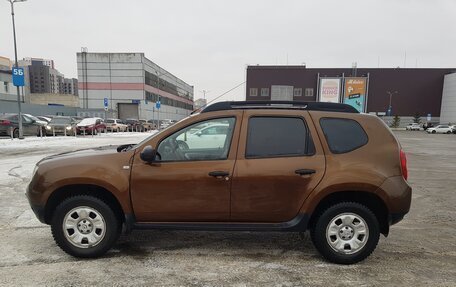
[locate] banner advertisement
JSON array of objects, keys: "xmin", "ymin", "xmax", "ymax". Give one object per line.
[
  {"xmin": 319, "ymin": 78, "xmax": 341, "ymax": 103},
  {"xmin": 343, "ymin": 77, "xmax": 368, "ymax": 113}
]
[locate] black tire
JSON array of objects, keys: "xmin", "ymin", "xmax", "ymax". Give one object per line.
[
  {"xmin": 310, "ymin": 202, "xmax": 380, "ymax": 264},
  {"xmin": 51, "ymin": 195, "xmax": 121, "ymax": 258},
  {"xmin": 13, "ymin": 128, "xmax": 19, "ymax": 138},
  {"xmin": 432, "ymin": 130, "xmax": 436, "ymax": 134}
]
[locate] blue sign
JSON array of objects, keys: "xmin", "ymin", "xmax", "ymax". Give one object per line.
[
  {"xmin": 103, "ymin": 98, "xmax": 108, "ymax": 107},
  {"xmin": 12, "ymin": 67, "xmax": 25, "ymax": 87},
  {"xmin": 132, "ymin": 99, "xmax": 140, "ymax": 104},
  {"xmin": 155, "ymin": 101, "xmax": 161, "ymax": 109}
]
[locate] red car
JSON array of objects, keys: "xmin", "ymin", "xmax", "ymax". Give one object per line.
[{"xmin": 75, "ymin": 117, "xmax": 106, "ymax": 135}]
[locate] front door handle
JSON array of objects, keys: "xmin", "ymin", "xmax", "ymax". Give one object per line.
[
  {"xmin": 295, "ymin": 169, "xmax": 316, "ymax": 176},
  {"xmin": 209, "ymin": 171, "xmax": 230, "ymax": 178}
]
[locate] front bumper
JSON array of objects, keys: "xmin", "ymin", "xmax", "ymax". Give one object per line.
[{"xmin": 26, "ymin": 185, "xmax": 46, "ymax": 223}]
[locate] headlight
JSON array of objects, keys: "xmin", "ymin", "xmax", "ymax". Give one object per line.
[
  {"xmin": 46, "ymin": 126, "xmax": 51, "ymax": 130},
  {"xmin": 66, "ymin": 126, "xmax": 72, "ymax": 130}
]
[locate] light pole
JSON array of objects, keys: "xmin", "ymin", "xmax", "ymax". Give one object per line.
[
  {"xmin": 7, "ymin": 0, "xmax": 27, "ymax": 139},
  {"xmin": 386, "ymin": 91, "xmax": 398, "ymax": 116}
]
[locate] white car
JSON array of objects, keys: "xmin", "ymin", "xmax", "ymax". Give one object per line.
[
  {"xmin": 176, "ymin": 123, "xmax": 229, "ymax": 149},
  {"xmin": 105, "ymin": 118, "xmax": 128, "ymax": 132},
  {"xmin": 406, "ymin": 123, "xmax": 421, "ymax": 131},
  {"xmin": 426, "ymin": 125, "xmax": 453, "ymax": 134},
  {"xmin": 451, "ymin": 125, "xmax": 456, "ymax": 134}
]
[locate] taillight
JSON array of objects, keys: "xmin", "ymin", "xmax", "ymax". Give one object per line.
[
  {"xmin": 0, "ymin": 120, "xmax": 11, "ymax": 126},
  {"xmin": 400, "ymin": 149, "xmax": 408, "ymax": 180}
]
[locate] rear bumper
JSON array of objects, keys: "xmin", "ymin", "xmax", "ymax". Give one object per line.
[{"xmin": 377, "ymin": 175, "xmax": 412, "ymax": 225}]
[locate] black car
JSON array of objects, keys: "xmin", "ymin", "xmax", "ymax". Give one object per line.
[
  {"xmin": 0, "ymin": 113, "xmax": 42, "ymax": 138},
  {"xmin": 124, "ymin": 118, "xmax": 144, "ymax": 132}
]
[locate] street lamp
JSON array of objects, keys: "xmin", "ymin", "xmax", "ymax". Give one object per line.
[
  {"xmin": 7, "ymin": 0, "xmax": 27, "ymax": 139},
  {"xmin": 386, "ymin": 91, "xmax": 398, "ymax": 116}
]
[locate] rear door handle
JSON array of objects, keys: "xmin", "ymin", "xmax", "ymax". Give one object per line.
[
  {"xmin": 209, "ymin": 171, "xmax": 230, "ymax": 178},
  {"xmin": 295, "ymin": 169, "xmax": 316, "ymax": 176}
]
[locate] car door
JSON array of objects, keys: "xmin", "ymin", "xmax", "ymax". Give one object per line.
[
  {"xmin": 230, "ymin": 110, "xmax": 325, "ymax": 223},
  {"xmin": 21, "ymin": 115, "xmax": 37, "ymax": 136},
  {"xmin": 130, "ymin": 111, "xmax": 242, "ymax": 222}
]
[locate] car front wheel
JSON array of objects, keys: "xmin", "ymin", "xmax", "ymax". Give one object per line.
[
  {"xmin": 51, "ymin": 195, "xmax": 121, "ymax": 258},
  {"xmin": 311, "ymin": 202, "xmax": 380, "ymax": 264}
]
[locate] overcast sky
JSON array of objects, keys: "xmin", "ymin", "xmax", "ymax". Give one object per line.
[{"xmin": 1, "ymin": 0, "xmax": 455, "ymax": 102}]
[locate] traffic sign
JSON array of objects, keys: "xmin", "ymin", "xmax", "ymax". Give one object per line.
[
  {"xmin": 104, "ymin": 106, "xmax": 108, "ymax": 111},
  {"xmin": 427, "ymin": 114, "xmax": 431, "ymax": 121},
  {"xmin": 103, "ymin": 98, "xmax": 108, "ymax": 107},
  {"xmin": 12, "ymin": 67, "xmax": 25, "ymax": 87},
  {"xmin": 155, "ymin": 101, "xmax": 161, "ymax": 109}
]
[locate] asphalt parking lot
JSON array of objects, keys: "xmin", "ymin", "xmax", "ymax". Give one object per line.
[{"xmin": 0, "ymin": 131, "xmax": 455, "ymax": 286}]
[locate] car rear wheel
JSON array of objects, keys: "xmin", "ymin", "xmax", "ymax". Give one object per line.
[
  {"xmin": 311, "ymin": 202, "xmax": 380, "ymax": 264},
  {"xmin": 51, "ymin": 195, "xmax": 121, "ymax": 258}
]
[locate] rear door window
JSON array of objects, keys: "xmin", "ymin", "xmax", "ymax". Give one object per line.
[
  {"xmin": 319, "ymin": 118, "xmax": 368, "ymax": 154},
  {"xmin": 246, "ymin": 117, "xmax": 314, "ymax": 158}
]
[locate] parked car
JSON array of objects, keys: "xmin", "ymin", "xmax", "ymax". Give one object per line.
[
  {"xmin": 405, "ymin": 123, "xmax": 421, "ymax": 131},
  {"xmin": 105, "ymin": 119, "xmax": 128, "ymax": 132},
  {"xmin": 0, "ymin": 113, "xmax": 42, "ymax": 137},
  {"xmin": 124, "ymin": 118, "xmax": 143, "ymax": 132},
  {"xmin": 139, "ymin": 119, "xmax": 154, "ymax": 131},
  {"xmin": 426, "ymin": 125, "xmax": 452, "ymax": 134},
  {"xmin": 75, "ymin": 117, "xmax": 106, "ymax": 135},
  {"xmin": 159, "ymin": 119, "xmax": 177, "ymax": 130},
  {"xmin": 451, "ymin": 125, "xmax": 456, "ymax": 134},
  {"xmin": 27, "ymin": 101, "xmax": 411, "ymax": 264},
  {"xmin": 45, "ymin": 116, "xmax": 77, "ymax": 136}
]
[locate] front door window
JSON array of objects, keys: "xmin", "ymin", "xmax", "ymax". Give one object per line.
[{"xmin": 157, "ymin": 117, "xmax": 236, "ymax": 161}]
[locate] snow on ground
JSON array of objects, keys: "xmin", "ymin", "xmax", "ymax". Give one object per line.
[
  {"xmin": 0, "ymin": 131, "xmax": 155, "ymax": 153},
  {"xmin": 0, "ymin": 132, "xmax": 155, "ymax": 231}
]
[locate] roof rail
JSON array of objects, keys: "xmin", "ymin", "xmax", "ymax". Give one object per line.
[{"xmin": 200, "ymin": 101, "xmax": 359, "ymax": 114}]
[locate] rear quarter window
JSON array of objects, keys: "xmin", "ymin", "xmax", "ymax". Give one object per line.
[{"xmin": 320, "ymin": 118, "xmax": 368, "ymax": 154}]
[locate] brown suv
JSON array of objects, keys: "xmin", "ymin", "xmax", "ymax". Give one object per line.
[{"xmin": 27, "ymin": 101, "xmax": 411, "ymax": 264}]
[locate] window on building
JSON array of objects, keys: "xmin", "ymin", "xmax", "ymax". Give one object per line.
[
  {"xmin": 260, "ymin": 88, "xmax": 269, "ymax": 97},
  {"xmin": 294, "ymin": 88, "xmax": 302, "ymax": 97},
  {"xmin": 249, "ymin": 88, "xmax": 258, "ymax": 97},
  {"xmin": 246, "ymin": 117, "xmax": 315, "ymax": 158},
  {"xmin": 4, "ymin": 82, "xmax": 8, "ymax": 93},
  {"xmin": 305, "ymin": 88, "xmax": 314, "ymax": 97},
  {"xmin": 319, "ymin": 118, "xmax": 368, "ymax": 154}
]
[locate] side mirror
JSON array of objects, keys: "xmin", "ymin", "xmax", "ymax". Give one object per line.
[
  {"xmin": 196, "ymin": 131, "xmax": 202, "ymax": 137},
  {"xmin": 140, "ymin": 145, "xmax": 157, "ymax": 163}
]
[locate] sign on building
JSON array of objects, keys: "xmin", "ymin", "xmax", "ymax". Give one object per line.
[
  {"xmin": 343, "ymin": 77, "xmax": 368, "ymax": 113},
  {"xmin": 318, "ymin": 78, "xmax": 341, "ymax": 103}
]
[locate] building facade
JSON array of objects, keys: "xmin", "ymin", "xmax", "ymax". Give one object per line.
[
  {"xmin": 246, "ymin": 66, "xmax": 456, "ymax": 120},
  {"xmin": 77, "ymin": 52, "xmax": 194, "ymax": 121}
]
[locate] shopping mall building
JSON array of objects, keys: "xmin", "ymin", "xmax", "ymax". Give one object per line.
[
  {"xmin": 246, "ymin": 65, "xmax": 456, "ymax": 124},
  {"xmin": 77, "ymin": 52, "xmax": 194, "ymax": 121}
]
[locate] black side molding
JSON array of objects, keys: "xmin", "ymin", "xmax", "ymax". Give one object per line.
[{"xmin": 132, "ymin": 213, "xmax": 309, "ymax": 232}]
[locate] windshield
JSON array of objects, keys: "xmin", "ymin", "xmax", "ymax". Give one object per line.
[
  {"xmin": 106, "ymin": 119, "xmax": 115, "ymax": 123},
  {"xmin": 51, "ymin": 118, "xmax": 71, "ymax": 124},
  {"xmin": 78, "ymin": 118, "xmax": 96, "ymax": 125}
]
